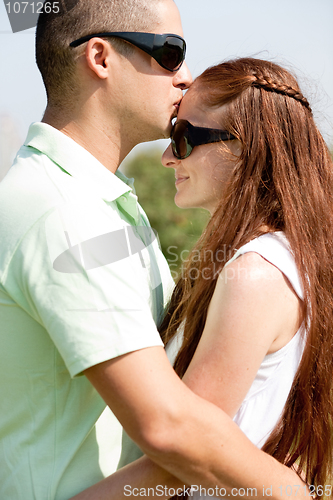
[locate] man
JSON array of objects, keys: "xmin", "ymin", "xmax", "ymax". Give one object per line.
[{"xmin": 0, "ymin": 0, "xmax": 306, "ymax": 499}]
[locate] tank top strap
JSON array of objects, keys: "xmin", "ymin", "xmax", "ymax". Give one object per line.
[{"xmin": 225, "ymin": 232, "xmax": 303, "ymax": 301}]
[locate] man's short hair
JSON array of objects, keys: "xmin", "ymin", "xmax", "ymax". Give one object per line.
[{"xmin": 36, "ymin": 0, "xmax": 166, "ymax": 108}]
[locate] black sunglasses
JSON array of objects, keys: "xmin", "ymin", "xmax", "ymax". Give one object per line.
[
  {"xmin": 171, "ymin": 119, "xmax": 236, "ymax": 159},
  {"xmin": 70, "ymin": 32, "xmax": 186, "ymax": 72}
]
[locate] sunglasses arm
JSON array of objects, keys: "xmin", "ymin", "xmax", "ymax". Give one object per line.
[
  {"xmin": 108, "ymin": 32, "xmax": 156, "ymax": 52},
  {"xmin": 70, "ymin": 32, "xmax": 155, "ymax": 51},
  {"xmin": 190, "ymin": 127, "xmax": 236, "ymax": 146}
]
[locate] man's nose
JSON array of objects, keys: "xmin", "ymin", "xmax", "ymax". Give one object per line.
[{"xmin": 173, "ymin": 61, "xmax": 193, "ymax": 90}]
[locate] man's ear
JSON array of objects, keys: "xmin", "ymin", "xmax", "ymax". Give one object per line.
[{"xmin": 85, "ymin": 38, "xmax": 116, "ymax": 79}]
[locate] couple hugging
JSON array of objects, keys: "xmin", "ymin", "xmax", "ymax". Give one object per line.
[{"xmin": 1, "ymin": 1, "xmax": 332, "ymax": 499}]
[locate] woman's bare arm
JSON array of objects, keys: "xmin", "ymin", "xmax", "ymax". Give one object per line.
[{"xmin": 71, "ymin": 254, "xmax": 306, "ymax": 500}]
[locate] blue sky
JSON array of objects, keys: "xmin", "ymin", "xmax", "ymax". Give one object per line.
[{"xmin": 0, "ymin": 0, "xmax": 332, "ymax": 170}]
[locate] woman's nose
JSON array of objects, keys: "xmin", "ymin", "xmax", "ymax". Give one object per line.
[{"xmin": 161, "ymin": 143, "xmax": 178, "ymax": 168}]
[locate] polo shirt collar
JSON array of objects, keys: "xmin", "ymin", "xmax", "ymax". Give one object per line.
[
  {"xmin": 25, "ymin": 122, "xmax": 132, "ymax": 203},
  {"xmin": 25, "ymin": 122, "xmax": 141, "ymax": 224}
]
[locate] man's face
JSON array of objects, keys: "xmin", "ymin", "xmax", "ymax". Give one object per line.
[{"xmin": 111, "ymin": 0, "xmax": 192, "ymax": 145}]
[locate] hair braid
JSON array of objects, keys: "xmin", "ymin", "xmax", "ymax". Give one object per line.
[{"xmin": 252, "ymin": 73, "xmax": 312, "ymax": 112}]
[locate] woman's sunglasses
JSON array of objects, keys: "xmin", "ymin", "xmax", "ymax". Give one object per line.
[
  {"xmin": 70, "ymin": 32, "xmax": 186, "ymax": 72},
  {"xmin": 171, "ymin": 119, "xmax": 236, "ymax": 159}
]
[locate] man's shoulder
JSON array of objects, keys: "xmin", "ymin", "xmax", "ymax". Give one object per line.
[
  {"xmin": 0, "ymin": 145, "xmax": 64, "ymax": 231},
  {"xmin": 0, "ymin": 145, "xmax": 134, "ymax": 276},
  {"xmin": 1, "ymin": 143, "xmax": 63, "ymax": 201}
]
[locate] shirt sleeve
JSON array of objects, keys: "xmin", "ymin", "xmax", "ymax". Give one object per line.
[
  {"xmin": 117, "ymin": 430, "xmax": 144, "ymax": 469},
  {"xmin": 2, "ymin": 203, "xmax": 163, "ymax": 377}
]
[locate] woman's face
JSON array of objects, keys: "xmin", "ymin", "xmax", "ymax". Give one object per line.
[{"xmin": 162, "ymin": 91, "xmax": 242, "ymax": 215}]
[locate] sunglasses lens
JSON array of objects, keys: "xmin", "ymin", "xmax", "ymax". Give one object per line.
[
  {"xmin": 171, "ymin": 121, "xmax": 192, "ymax": 159},
  {"xmin": 161, "ymin": 36, "xmax": 185, "ymax": 71}
]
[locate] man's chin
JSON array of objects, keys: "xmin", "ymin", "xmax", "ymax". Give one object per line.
[
  {"xmin": 164, "ymin": 120, "xmax": 174, "ymax": 138},
  {"xmin": 149, "ymin": 124, "xmax": 172, "ymax": 142}
]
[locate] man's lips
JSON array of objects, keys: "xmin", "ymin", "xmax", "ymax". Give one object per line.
[{"xmin": 173, "ymin": 97, "xmax": 183, "ymax": 113}]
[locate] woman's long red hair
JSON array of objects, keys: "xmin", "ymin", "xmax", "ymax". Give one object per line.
[{"xmin": 160, "ymin": 58, "xmax": 333, "ymax": 490}]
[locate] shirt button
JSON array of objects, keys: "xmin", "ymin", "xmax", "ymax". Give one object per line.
[{"xmin": 121, "ymin": 196, "xmax": 127, "ymax": 202}]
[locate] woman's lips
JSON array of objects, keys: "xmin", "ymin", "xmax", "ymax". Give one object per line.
[{"xmin": 175, "ymin": 176, "xmax": 189, "ymax": 186}]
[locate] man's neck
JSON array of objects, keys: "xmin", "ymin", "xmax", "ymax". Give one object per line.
[{"xmin": 42, "ymin": 106, "xmax": 134, "ymax": 174}]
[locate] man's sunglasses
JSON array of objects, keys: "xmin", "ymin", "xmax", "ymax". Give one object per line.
[
  {"xmin": 171, "ymin": 119, "xmax": 236, "ymax": 159},
  {"xmin": 70, "ymin": 32, "xmax": 186, "ymax": 72}
]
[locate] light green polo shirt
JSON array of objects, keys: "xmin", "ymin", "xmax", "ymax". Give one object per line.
[{"xmin": 0, "ymin": 123, "xmax": 174, "ymax": 499}]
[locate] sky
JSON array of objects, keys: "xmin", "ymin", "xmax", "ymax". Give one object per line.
[{"xmin": 0, "ymin": 0, "xmax": 332, "ymax": 175}]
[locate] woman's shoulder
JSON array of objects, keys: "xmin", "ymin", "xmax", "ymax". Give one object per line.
[
  {"xmin": 217, "ymin": 249, "xmax": 289, "ymax": 307},
  {"xmin": 224, "ymin": 232, "xmax": 303, "ymax": 301},
  {"xmin": 214, "ymin": 233, "xmax": 303, "ymax": 353}
]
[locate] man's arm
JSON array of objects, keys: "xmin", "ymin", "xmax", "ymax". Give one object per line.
[
  {"xmin": 78, "ymin": 346, "xmax": 307, "ymax": 500},
  {"xmin": 70, "ymin": 455, "xmax": 183, "ymax": 500}
]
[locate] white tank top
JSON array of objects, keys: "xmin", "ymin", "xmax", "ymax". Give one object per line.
[{"xmin": 165, "ymin": 232, "xmax": 306, "ymax": 499}]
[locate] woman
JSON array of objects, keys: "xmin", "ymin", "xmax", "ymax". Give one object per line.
[
  {"xmin": 73, "ymin": 57, "xmax": 333, "ymax": 499},
  {"xmin": 157, "ymin": 57, "xmax": 333, "ymax": 496}
]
